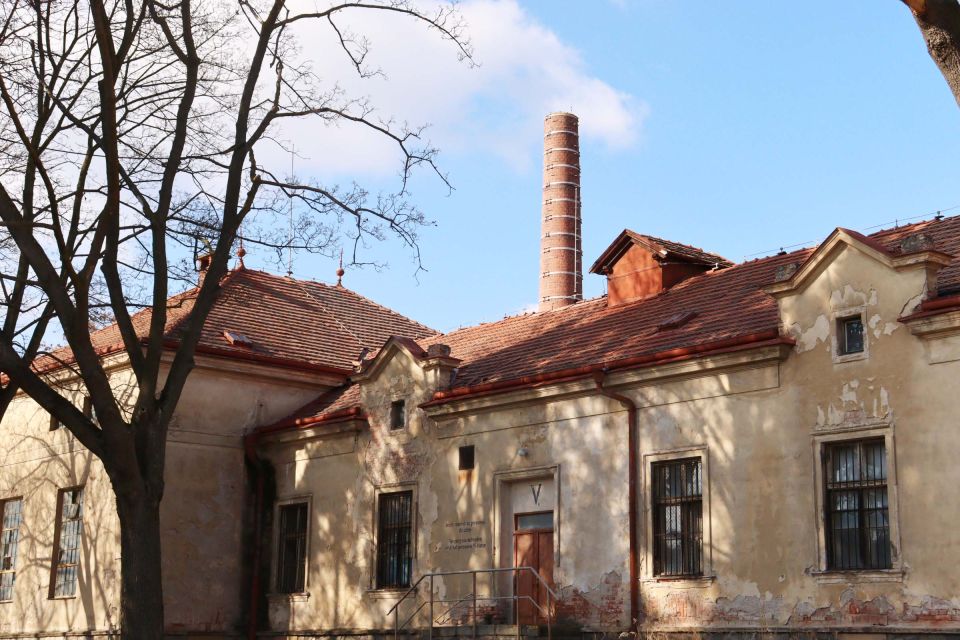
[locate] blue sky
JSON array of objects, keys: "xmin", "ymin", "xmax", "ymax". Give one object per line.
[{"xmin": 253, "ymin": 1, "xmax": 960, "ymax": 333}]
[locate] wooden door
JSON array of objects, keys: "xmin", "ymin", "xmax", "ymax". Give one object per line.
[{"xmin": 513, "ymin": 512, "xmax": 554, "ymax": 624}]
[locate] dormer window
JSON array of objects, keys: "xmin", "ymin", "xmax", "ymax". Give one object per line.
[
  {"xmin": 389, "ymin": 400, "xmax": 406, "ymax": 431},
  {"xmin": 838, "ymin": 315, "xmax": 864, "ymax": 355}
]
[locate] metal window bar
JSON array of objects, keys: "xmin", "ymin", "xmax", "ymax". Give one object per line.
[
  {"xmin": 824, "ymin": 439, "xmax": 891, "ymax": 570},
  {"xmin": 652, "ymin": 458, "xmax": 703, "ymax": 577},
  {"xmin": 0, "ymin": 499, "xmax": 23, "ymax": 602},
  {"xmin": 377, "ymin": 491, "xmax": 413, "ymax": 588},
  {"xmin": 276, "ymin": 503, "xmax": 308, "ymax": 593},
  {"xmin": 52, "ymin": 488, "xmax": 83, "ymax": 598}
]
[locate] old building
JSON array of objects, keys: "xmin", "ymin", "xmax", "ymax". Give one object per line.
[
  {"xmin": 3, "ymin": 113, "xmax": 960, "ymax": 639},
  {"xmin": 0, "ymin": 268, "xmax": 434, "ymax": 637}
]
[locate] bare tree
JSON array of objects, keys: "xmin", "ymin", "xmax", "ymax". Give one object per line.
[
  {"xmin": 0, "ymin": 1, "xmax": 470, "ymax": 638},
  {"xmin": 901, "ymin": 0, "xmax": 960, "ymax": 107}
]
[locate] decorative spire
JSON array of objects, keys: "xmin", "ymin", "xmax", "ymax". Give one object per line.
[
  {"xmin": 236, "ymin": 236, "xmax": 247, "ymax": 269},
  {"xmin": 336, "ymin": 249, "xmax": 345, "ymax": 287}
]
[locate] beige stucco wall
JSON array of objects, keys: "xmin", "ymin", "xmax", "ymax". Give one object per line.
[
  {"xmin": 261, "ymin": 347, "xmax": 633, "ymax": 632},
  {"xmin": 0, "ymin": 358, "xmax": 335, "ymax": 638},
  {"xmin": 259, "ymin": 240, "xmax": 960, "ymax": 636},
  {"xmin": 4, "ymin": 239, "xmax": 960, "ymax": 638}
]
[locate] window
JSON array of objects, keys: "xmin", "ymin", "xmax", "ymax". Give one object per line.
[
  {"xmin": 838, "ymin": 315, "xmax": 864, "ymax": 355},
  {"xmin": 51, "ymin": 487, "xmax": 83, "ymax": 598},
  {"xmin": 824, "ymin": 440, "xmax": 891, "ymax": 570},
  {"xmin": 458, "ymin": 445, "xmax": 475, "ymax": 471},
  {"xmin": 376, "ymin": 490, "xmax": 413, "ymax": 588},
  {"xmin": 652, "ymin": 458, "xmax": 702, "ymax": 577},
  {"xmin": 0, "ymin": 499, "xmax": 23, "ymax": 602},
  {"xmin": 276, "ymin": 502, "xmax": 308, "ymax": 594},
  {"xmin": 389, "ymin": 400, "xmax": 406, "ymax": 431}
]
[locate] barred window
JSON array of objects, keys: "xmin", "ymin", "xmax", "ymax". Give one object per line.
[
  {"xmin": 824, "ymin": 439, "xmax": 891, "ymax": 570},
  {"xmin": 1, "ymin": 498, "xmax": 23, "ymax": 602},
  {"xmin": 276, "ymin": 503, "xmax": 308, "ymax": 593},
  {"xmin": 376, "ymin": 490, "xmax": 413, "ymax": 588},
  {"xmin": 652, "ymin": 458, "xmax": 703, "ymax": 577},
  {"xmin": 51, "ymin": 488, "xmax": 83, "ymax": 598}
]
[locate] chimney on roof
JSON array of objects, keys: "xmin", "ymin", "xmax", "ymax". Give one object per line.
[
  {"xmin": 197, "ymin": 252, "xmax": 214, "ymax": 284},
  {"xmin": 538, "ymin": 112, "xmax": 582, "ymax": 312}
]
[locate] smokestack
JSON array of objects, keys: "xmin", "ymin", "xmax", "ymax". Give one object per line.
[{"xmin": 538, "ymin": 112, "xmax": 582, "ymax": 312}]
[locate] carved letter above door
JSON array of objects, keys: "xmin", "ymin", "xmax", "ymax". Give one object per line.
[{"xmin": 531, "ymin": 483, "xmax": 543, "ymax": 505}]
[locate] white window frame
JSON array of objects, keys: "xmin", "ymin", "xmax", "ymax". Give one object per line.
[
  {"xmin": 49, "ymin": 486, "xmax": 84, "ymax": 599},
  {"xmin": 0, "ymin": 497, "xmax": 23, "ymax": 603},
  {"xmin": 641, "ymin": 445, "xmax": 714, "ymax": 584}
]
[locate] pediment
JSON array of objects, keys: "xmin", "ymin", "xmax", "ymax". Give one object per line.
[{"xmin": 764, "ymin": 228, "xmax": 952, "ymax": 298}]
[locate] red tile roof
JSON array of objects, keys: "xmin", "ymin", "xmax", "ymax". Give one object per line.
[
  {"xmin": 37, "ymin": 268, "xmax": 436, "ymax": 375},
  {"xmin": 268, "ymin": 214, "xmax": 960, "ymax": 425},
  {"xmin": 590, "ymin": 229, "xmax": 732, "ymax": 274},
  {"xmin": 264, "ymin": 384, "xmax": 363, "ymax": 432}
]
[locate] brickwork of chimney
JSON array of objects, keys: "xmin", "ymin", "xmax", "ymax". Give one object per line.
[{"xmin": 538, "ymin": 112, "xmax": 582, "ymax": 312}]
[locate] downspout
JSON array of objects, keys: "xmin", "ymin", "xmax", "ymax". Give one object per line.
[
  {"xmin": 592, "ymin": 370, "xmax": 640, "ymax": 629},
  {"xmin": 243, "ymin": 432, "xmax": 265, "ymax": 640}
]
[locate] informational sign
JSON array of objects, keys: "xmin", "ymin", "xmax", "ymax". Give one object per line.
[{"xmin": 444, "ymin": 520, "xmax": 487, "ymax": 551}]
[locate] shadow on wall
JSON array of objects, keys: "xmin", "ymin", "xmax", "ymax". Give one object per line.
[{"xmin": 0, "ymin": 377, "xmax": 136, "ymax": 636}]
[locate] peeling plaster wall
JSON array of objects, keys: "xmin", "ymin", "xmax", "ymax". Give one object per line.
[
  {"xmin": 634, "ymin": 244, "xmax": 960, "ymax": 634},
  {"xmin": 0, "ymin": 362, "xmax": 328, "ymax": 638},
  {"xmin": 262, "ymin": 243, "xmax": 960, "ymax": 637},
  {"xmin": 5, "ymin": 242, "xmax": 960, "ymax": 639},
  {"xmin": 261, "ymin": 349, "xmax": 632, "ymax": 632}
]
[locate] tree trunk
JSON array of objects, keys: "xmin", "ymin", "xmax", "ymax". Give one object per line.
[
  {"xmin": 903, "ymin": 0, "xmax": 960, "ymax": 108},
  {"xmin": 115, "ymin": 490, "xmax": 166, "ymax": 640}
]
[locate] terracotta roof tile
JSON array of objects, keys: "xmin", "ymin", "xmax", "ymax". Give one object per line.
[
  {"xmin": 36, "ymin": 269, "xmax": 436, "ymax": 375},
  {"xmin": 424, "ymin": 215, "xmax": 960, "ymax": 390},
  {"xmin": 267, "ymin": 383, "xmax": 362, "ymax": 428},
  {"xmin": 633, "ymin": 232, "xmax": 733, "ymax": 267},
  {"xmin": 590, "ymin": 229, "xmax": 732, "ymax": 274},
  {"xmin": 270, "ymin": 214, "xmax": 960, "ymax": 424}
]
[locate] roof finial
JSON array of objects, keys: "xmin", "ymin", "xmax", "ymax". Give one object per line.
[
  {"xmin": 336, "ymin": 249, "xmax": 345, "ymax": 287},
  {"xmin": 236, "ymin": 236, "xmax": 247, "ymax": 269}
]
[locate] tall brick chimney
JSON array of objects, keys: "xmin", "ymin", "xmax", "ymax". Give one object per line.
[{"xmin": 538, "ymin": 112, "xmax": 582, "ymax": 312}]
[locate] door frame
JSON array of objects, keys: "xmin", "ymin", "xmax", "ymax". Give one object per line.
[{"xmin": 492, "ymin": 466, "xmax": 561, "ymax": 593}]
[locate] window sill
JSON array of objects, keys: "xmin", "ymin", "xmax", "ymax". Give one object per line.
[
  {"xmin": 642, "ymin": 574, "xmax": 715, "ymax": 587},
  {"xmin": 810, "ymin": 569, "xmax": 903, "ymax": 584},
  {"xmin": 267, "ymin": 592, "xmax": 310, "ymax": 602},
  {"xmin": 833, "ymin": 352, "xmax": 867, "ymax": 364},
  {"xmin": 48, "ymin": 594, "xmax": 77, "ymax": 600},
  {"xmin": 366, "ymin": 586, "xmax": 415, "ymax": 600}
]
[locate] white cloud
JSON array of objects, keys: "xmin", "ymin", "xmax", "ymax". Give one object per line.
[{"xmin": 265, "ymin": 0, "xmax": 646, "ymax": 179}]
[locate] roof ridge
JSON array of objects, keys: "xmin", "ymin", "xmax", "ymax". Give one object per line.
[
  {"xmin": 865, "ymin": 214, "xmax": 953, "ymax": 239},
  {"xmin": 635, "ymin": 231, "xmax": 733, "ymax": 265}
]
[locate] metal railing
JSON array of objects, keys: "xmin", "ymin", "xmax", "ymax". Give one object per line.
[{"xmin": 386, "ymin": 567, "xmax": 559, "ymax": 640}]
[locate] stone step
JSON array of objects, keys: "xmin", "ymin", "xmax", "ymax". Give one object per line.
[{"xmin": 420, "ymin": 625, "xmax": 541, "ymax": 639}]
